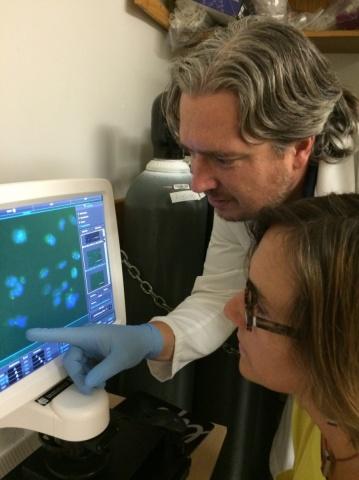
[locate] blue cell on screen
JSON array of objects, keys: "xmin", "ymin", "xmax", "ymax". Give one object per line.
[
  {"xmin": 12, "ymin": 228, "xmax": 27, "ymax": 245},
  {"xmin": 7, "ymin": 314, "xmax": 28, "ymax": 328},
  {"xmin": 65, "ymin": 292, "xmax": 79, "ymax": 309},
  {"xmin": 52, "ymin": 288, "xmax": 62, "ymax": 298},
  {"xmin": 58, "ymin": 218, "xmax": 66, "ymax": 231},
  {"xmin": 57, "ymin": 260, "xmax": 67, "ymax": 270},
  {"xmin": 53, "ymin": 295, "xmax": 62, "ymax": 307},
  {"xmin": 72, "ymin": 251, "xmax": 81, "ymax": 261},
  {"xmin": 44, "ymin": 233, "xmax": 57, "ymax": 246},
  {"xmin": 39, "ymin": 268, "xmax": 49, "ymax": 280},
  {"xmin": 42, "ymin": 283, "xmax": 52, "ymax": 296},
  {"xmin": 9, "ymin": 283, "xmax": 24, "ymax": 300},
  {"xmin": 61, "ymin": 281, "xmax": 69, "ymax": 291},
  {"xmin": 68, "ymin": 214, "xmax": 77, "ymax": 226},
  {"xmin": 71, "ymin": 267, "xmax": 78, "ymax": 279},
  {"xmin": 5, "ymin": 276, "xmax": 18, "ymax": 288}
]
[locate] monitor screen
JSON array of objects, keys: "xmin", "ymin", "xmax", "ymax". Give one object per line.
[{"xmin": 0, "ymin": 178, "xmax": 125, "ymax": 420}]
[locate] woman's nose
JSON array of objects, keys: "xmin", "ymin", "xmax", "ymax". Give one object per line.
[
  {"xmin": 224, "ymin": 291, "xmax": 246, "ymax": 329},
  {"xmin": 190, "ymin": 154, "xmax": 218, "ymax": 193}
]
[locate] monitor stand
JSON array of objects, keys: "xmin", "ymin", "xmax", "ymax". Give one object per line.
[
  {"xmin": 14, "ymin": 402, "xmax": 191, "ymax": 480},
  {"xmin": 0, "ymin": 383, "xmax": 110, "ymax": 442}
]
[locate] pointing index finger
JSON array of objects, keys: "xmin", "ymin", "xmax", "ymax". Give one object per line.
[{"xmin": 26, "ymin": 327, "xmax": 95, "ymax": 349}]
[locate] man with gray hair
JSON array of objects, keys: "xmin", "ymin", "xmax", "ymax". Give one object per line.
[{"xmin": 28, "ymin": 16, "xmax": 359, "ymax": 478}]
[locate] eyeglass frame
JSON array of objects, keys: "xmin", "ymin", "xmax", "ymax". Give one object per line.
[{"xmin": 244, "ymin": 279, "xmax": 298, "ymax": 338}]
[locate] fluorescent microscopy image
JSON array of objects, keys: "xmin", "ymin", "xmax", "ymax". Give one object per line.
[
  {"xmin": 72, "ymin": 250, "xmax": 81, "ymax": 261},
  {"xmin": 41, "ymin": 283, "xmax": 52, "ymax": 296},
  {"xmin": 5, "ymin": 276, "xmax": 18, "ymax": 288},
  {"xmin": 0, "ymin": 207, "xmax": 87, "ymax": 362},
  {"xmin": 39, "ymin": 268, "xmax": 49, "ymax": 280},
  {"xmin": 58, "ymin": 218, "xmax": 66, "ymax": 231},
  {"xmin": 71, "ymin": 267, "xmax": 78, "ymax": 279},
  {"xmin": 9, "ymin": 283, "xmax": 24, "ymax": 300},
  {"xmin": 65, "ymin": 292, "xmax": 80, "ymax": 309},
  {"xmin": 68, "ymin": 214, "xmax": 77, "ymax": 226},
  {"xmin": 7, "ymin": 315, "xmax": 28, "ymax": 328},
  {"xmin": 12, "ymin": 228, "xmax": 27, "ymax": 245},
  {"xmin": 57, "ymin": 260, "xmax": 68, "ymax": 270},
  {"xmin": 5, "ymin": 275, "xmax": 26, "ymax": 300},
  {"xmin": 52, "ymin": 295, "xmax": 61, "ymax": 307},
  {"xmin": 44, "ymin": 233, "xmax": 57, "ymax": 246}
]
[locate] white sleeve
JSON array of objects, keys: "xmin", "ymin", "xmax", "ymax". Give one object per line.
[
  {"xmin": 148, "ymin": 213, "xmax": 251, "ymax": 381},
  {"xmin": 315, "ymin": 153, "xmax": 357, "ymax": 196}
]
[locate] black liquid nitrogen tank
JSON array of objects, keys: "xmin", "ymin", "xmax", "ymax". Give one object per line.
[{"xmin": 118, "ymin": 93, "xmax": 212, "ymax": 408}]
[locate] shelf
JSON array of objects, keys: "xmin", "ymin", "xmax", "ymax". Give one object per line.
[
  {"xmin": 133, "ymin": 1, "xmax": 359, "ymax": 53},
  {"xmin": 305, "ymin": 30, "xmax": 359, "ymax": 53},
  {"xmin": 134, "ymin": 0, "xmax": 170, "ymax": 29}
]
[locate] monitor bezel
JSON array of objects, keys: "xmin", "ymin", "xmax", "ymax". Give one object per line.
[{"xmin": 0, "ymin": 178, "xmax": 126, "ymax": 420}]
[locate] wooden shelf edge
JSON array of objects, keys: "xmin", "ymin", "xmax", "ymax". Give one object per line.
[
  {"xmin": 134, "ymin": 0, "xmax": 170, "ymax": 30},
  {"xmin": 305, "ymin": 29, "xmax": 359, "ymax": 38}
]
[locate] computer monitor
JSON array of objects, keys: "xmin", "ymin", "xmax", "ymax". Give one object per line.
[{"xmin": 0, "ymin": 178, "xmax": 126, "ymax": 441}]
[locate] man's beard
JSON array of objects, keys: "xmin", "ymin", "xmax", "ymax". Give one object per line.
[{"xmin": 212, "ymin": 174, "xmax": 295, "ymax": 222}]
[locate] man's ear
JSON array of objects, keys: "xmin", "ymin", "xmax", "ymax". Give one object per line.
[{"xmin": 292, "ymin": 136, "xmax": 315, "ymax": 170}]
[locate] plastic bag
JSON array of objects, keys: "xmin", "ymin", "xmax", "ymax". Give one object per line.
[
  {"xmin": 336, "ymin": 0, "xmax": 359, "ymax": 29},
  {"xmin": 168, "ymin": 0, "xmax": 255, "ymax": 51},
  {"xmin": 251, "ymin": 0, "xmax": 288, "ymax": 21},
  {"xmin": 288, "ymin": 0, "xmax": 359, "ymax": 31},
  {"xmin": 168, "ymin": 0, "xmax": 214, "ymax": 51}
]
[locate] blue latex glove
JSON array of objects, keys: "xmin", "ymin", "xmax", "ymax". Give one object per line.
[{"xmin": 26, "ymin": 324, "xmax": 163, "ymax": 395}]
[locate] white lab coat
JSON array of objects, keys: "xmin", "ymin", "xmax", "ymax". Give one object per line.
[{"xmin": 148, "ymin": 154, "xmax": 358, "ymax": 476}]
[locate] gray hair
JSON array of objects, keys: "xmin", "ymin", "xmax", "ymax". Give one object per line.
[{"xmin": 164, "ymin": 16, "xmax": 359, "ymax": 162}]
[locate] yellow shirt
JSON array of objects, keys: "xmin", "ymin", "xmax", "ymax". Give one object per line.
[{"xmin": 276, "ymin": 399, "xmax": 325, "ymax": 480}]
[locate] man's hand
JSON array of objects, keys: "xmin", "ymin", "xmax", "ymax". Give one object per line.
[{"xmin": 26, "ymin": 324, "xmax": 164, "ymax": 395}]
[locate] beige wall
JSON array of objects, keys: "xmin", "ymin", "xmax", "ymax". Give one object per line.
[
  {"xmin": 327, "ymin": 54, "xmax": 359, "ymax": 96},
  {"xmin": 0, "ymin": 1, "xmax": 170, "ymax": 198}
]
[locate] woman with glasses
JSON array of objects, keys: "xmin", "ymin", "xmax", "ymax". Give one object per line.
[{"xmin": 224, "ymin": 193, "xmax": 359, "ymax": 480}]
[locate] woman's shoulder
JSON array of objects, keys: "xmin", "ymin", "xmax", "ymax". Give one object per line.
[{"xmin": 275, "ymin": 399, "xmax": 325, "ymax": 480}]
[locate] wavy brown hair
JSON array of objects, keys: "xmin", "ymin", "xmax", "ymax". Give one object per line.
[{"xmin": 250, "ymin": 194, "xmax": 359, "ymax": 446}]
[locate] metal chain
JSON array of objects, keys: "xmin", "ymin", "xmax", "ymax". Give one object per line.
[
  {"xmin": 121, "ymin": 250, "xmax": 239, "ymax": 356},
  {"xmin": 120, "ymin": 249, "xmax": 173, "ymax": 313}
]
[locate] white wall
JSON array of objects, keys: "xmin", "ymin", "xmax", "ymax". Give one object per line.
[{"xmin": 0, "ymin": 1, "xmax": 170, "ymax": 198}]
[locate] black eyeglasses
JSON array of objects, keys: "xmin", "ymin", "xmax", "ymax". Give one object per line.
[{"xmin": 244, "ymin": 279, "xmax": 297, "ymax": 338}]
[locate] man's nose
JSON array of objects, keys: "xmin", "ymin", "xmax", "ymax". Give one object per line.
[
  {"xmin": 224, "ymin": 291, "xmax": 246, "ymax": 330},
  {"xmin": 190, "ymin": 154, "xmax": 218, "ymax": 193}
]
